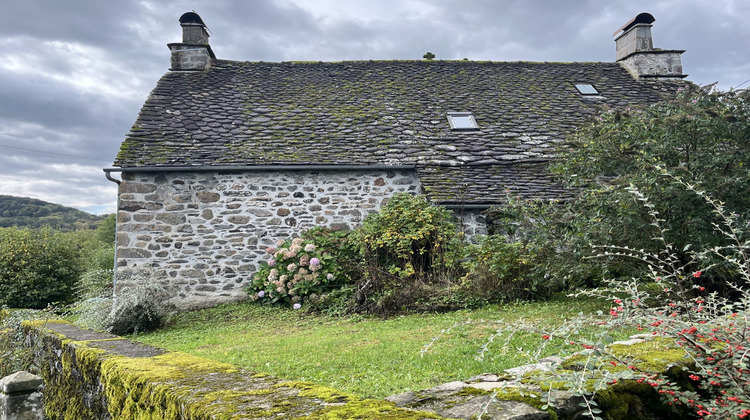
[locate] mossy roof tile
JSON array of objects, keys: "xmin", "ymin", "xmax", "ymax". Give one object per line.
[{"xmin": 115, "ymin": 59, "xmax": 684, "ymax": 203}]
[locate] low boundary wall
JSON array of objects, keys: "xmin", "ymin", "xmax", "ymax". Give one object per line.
[
  {"xmin": 22, "ymin": 321, "xmax": 680, "ymax": 419},
  {"xmin": 24, "ymin": 321, "xmax": 440, "ymax": 419}
]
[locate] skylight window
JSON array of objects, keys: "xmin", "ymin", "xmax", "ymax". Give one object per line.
[
  {"xmin": 575, "ymin": 84, "xmax": 599, "ymax": 95},
  {"xmin": 447, "ymin": 112, "xmax": 479, "ymax": 131}
]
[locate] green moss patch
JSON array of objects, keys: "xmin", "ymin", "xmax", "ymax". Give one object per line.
[{"xmin": 25, "ymin": 321, "xmax": 445, "ymax": 419}]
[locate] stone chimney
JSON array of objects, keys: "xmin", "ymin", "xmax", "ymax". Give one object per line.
[
  {"xmin": 613, "ymin": 13, "xmax": 686, "ymax": 80},
  {"xmin": 168, "ymin": 12, "xmax": 216, "ymax": 71}
]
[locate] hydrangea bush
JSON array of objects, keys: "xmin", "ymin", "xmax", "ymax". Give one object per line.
[{"xmin": 248, "ymin": 233, "xmax": 350, "ymax": 308}]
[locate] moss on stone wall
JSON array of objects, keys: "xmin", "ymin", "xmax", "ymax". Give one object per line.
[
  {"xmin": 21, "ymin": 321, "xmax": 691, "ymax": 419},
  {"xmin": 24, "ymin": 321, "xmax": 444, "ymax": 419}
]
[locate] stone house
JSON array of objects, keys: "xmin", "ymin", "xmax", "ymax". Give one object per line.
[{"xmin": 105, "ymin": 12, "xmax": 687, "ymax": 308}]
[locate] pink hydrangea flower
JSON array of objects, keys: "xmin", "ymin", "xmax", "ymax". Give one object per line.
[
  {"xmin": 268, "ymin": 258, "xmax": 276, "ymax": 266},
  {"xmin": 304, "ymin": 243, "xmax": 316, "ymax": 252}
]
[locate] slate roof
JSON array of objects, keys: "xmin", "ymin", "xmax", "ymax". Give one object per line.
[{"xmin": 115, "ymin": 59, "xmax": 683, "ymax": 204}]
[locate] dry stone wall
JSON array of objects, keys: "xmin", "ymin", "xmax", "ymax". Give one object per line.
[
  {"xmin": 25, "ymin": 321, "xmax": 438, "ymax": 419},
  {"xmin": 116, "ymin": 169, "xmax": 426, "ymax": 307}
]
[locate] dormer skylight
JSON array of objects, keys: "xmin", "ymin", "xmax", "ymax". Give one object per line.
[
  {"xmin": 575, "ymin": 84, "xmax": 599, "ymax": 95},
  {"xmin": 447, "ymin": 111, "xmax": 479, "ymax": 131}
]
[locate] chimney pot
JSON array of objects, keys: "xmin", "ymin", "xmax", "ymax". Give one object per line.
[
  {"xmin": 614, "ymin": 13, "xmax": 686, "ymax": 80},
  {"xmin": 168, "ymin": 12, "xmax": 215, "ymax": 71}
]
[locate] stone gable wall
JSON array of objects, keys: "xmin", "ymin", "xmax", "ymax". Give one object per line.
[{"xmin": 116, "ymin": 169, "xmax": 429, "ymax": 308}]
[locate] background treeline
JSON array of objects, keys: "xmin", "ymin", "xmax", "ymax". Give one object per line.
[
  {"xmin": 0, "ymin": 196, "xmax": 114, "ymax": 309},
  {"xmin": 0, "ymin": 195, "xmax": 108, "ymax": 231}
]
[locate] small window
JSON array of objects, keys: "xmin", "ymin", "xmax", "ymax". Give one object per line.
[
  {"xmin": 447, "ymin": 112, "xmax": 479, "ymax": 131},
  {"xmin": 575, "ymin": 84, "xmax": 599, "ymax": 95}
]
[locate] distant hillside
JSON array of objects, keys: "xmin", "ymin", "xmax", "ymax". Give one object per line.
[{"xmin": 0, "ymin": 195, "xmax": 109, "ymax": 231}]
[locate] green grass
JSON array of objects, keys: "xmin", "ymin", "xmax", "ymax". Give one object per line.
[{"xmin": 133, "ymin": 295, "xmax": 612, "ymax": 399}]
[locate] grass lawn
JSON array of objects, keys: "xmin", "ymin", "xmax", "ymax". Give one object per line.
[{"xmin": 133, "ymin": 295, "xmax": 613, "ymax": 399}]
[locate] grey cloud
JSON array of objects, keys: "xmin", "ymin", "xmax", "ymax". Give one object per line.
[
  {"xmin": 0, "ymin": 1, "xmax": 141, "ymax": 47},
  {"xmin": 0, "ymin": 0, "xmax": 747, "ymax": 213}
]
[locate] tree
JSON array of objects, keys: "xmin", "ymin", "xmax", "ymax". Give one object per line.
[
  {"xmin": 0, "ymin": 227, "xmax": 82, "ymax": 308},
  {"xmin": 550, "ymin": 85, "xmax": 750, "ymax": 288}
]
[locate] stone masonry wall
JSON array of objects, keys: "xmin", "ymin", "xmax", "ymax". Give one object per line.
[{"xmin": 116, "ymin": 169, "xmax": 423, "ymax": 308}]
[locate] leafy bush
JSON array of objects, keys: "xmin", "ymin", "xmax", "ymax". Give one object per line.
[
  {"xmin": 358, "ymin": 193, "xmax": 461, "ymax": 279},
  {"xmin": 550, "ymin": 85, "xmax": 750, "ymax": 290},
  {"xmin": 0, "ymin": 226, "xmax": 82, "ymax": 308},
  {"xmin": 302, "ymin": 226, "xmax": 362, "ymax": 285},
  {"xmin": 66, "ymin": 269, "xmax": 175, "ymax": 335},
  {"xmin": 453, "ymin": 175, "xmax": 750, "ymax": 420},
  {"xmin": 0, "ymin": 307, "xmax": 55, "ymax": 377},
  {"xmin": 354, "ymin": 193, "xmax": 466, "ymax": 314},
  {"xmin": 247, "ymin": 229, "xmax": 354, "ymax": 309},
  {"xmin": 460, "ymin": 235, "xmax": 556, "ymax": 302},
  {"xmin": 104, "ymin": 272, "xmax": 176, "ymax": 335},
  {"xmin": 487, "ymin": 193, "xmax": 643, "ymax": 290}
]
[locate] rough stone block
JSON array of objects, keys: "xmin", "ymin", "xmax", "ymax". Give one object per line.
[
  {"xmin": 120, "ymin": 182, "xmax": 156, "ymax": 194},
  {"xmin": 196, "ymin": 191, "xmax": 220, "ymax": 203},
  {"xmin": 156, "ymin": 213, "xmax": 187, "ymax": 225},
  {"xmin": 0, "ymin": 371, "xmax": 43, "ymax": 394},
  {"xmin": 227, "ymin": 215, "xmax": 250, "ymax": 224}
]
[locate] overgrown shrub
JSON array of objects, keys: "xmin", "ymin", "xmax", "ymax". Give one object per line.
[
  {"xmin": 247, "ymin": 229, "xmax": 355, "ymax": 309},
  {"xmin": 66, "ymin": 270, "xmax": 175, "ymax": 335},
  {"xmin": 0, "ymin": 307, "xmax": 55, "ymax": 377},
  {"xmin": 460, "ymin": 235, "xmax": 556, "ymax": 302},
  {"xmin": 487, "ymin": 193, "xmax": 639, "ymax": 291},
  {"xmin": 105, "ymin": 272, "xmax": 176, "ymax": 335},
  {"xmin": 354, "ymin": 193, "xmax": 466, "ymax": 315},
  {"xmin": 66, "ymin": 268, "xmax": 114, "ymax": 331},
  {"xmin": 440, "ymin": 175, "xmax": 750, "ymax": 420},
  {"xmin": 0, "ymin": 226, "xmax": 82, "ymax": 308},
  {"xmin": 302, "ymin": 226, "xmax": 362, "ymax": 284},
  {"xmin": 550, "ymin": 85, "xmax": 750, "ymax": 291}
]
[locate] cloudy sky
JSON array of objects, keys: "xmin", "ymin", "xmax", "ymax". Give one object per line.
[{"xmin": 0, "ymin": 0, "xmax": 747, "ymax": 215}]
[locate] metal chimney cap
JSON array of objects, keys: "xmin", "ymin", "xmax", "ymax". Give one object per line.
[
  {"xmin": 613, "ymin": 12, "xmax": 655, "ymax": 37},
  {"xmin": 179, "ymin": 12, "xmax": 205, "ymax": 26}
]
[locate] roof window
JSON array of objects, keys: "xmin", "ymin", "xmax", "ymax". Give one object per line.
[
  {"xmin": 447, "ymin": 112, "xmax": 479, "ymax": 131},
  {"xmin": 575, "ymin": 84, "xmax": 599, "ymax": 95}
]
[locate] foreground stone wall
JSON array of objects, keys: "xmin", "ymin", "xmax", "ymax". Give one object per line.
[
  {"xmin": 0, "ymin": 371, "xmax": 44, "ymax": 420},
  {"xmin": 116, "ymin": 169, "xmax": 422, "ymax": 307},
  {"xmin": 23, "ymin": 321, "xmax": 679, "ymax": 419},
  {"xmin": 24, "ymin": 321, "xmax": 440, "ymax": 419}
]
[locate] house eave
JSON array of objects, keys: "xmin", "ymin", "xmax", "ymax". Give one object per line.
[{"xmin": 104, "ymin": 164, "xmax": 416, "ymax": 175}]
